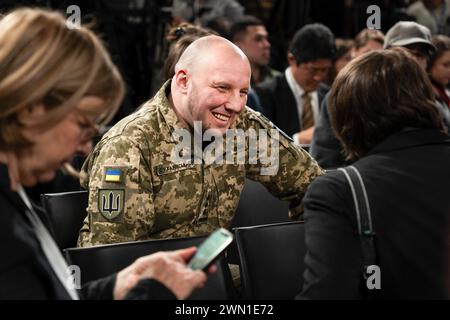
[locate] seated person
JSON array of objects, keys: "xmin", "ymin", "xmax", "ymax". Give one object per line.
[
  {"xmin": 310, "ymin": 28, "xmax": 384, "ymax": 169},
  {"xmin": 255, "ymin": 23, "xmax": 335, "ymax": 145},
  {"xmin": 0, "ymin": 8, "xmax": 207, "ymax": 300},
  {"xmin": 78, "ymin": 35, "xmax": 323, "ymax": 247},
  {"xmin": 297, "ymin": 48, "xmax": 450, "ymax": 299},
  {"xmin": 230, "ymin": 15, "xmax": 281, "ymax": 86}
]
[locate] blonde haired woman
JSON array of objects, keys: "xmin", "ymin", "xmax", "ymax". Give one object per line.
[{"xmin": 0, "ymin": 8, "xmax": 207, "ymax": 300}]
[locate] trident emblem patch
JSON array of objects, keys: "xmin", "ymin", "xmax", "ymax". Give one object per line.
[{"xmin": 98, "ymin": 189, "xmax": 124, "ymax": 220}]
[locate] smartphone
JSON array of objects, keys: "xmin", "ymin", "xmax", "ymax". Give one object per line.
[{"xmin": 187, "ymin": 228, "xmax": 233, "ymax": 271}]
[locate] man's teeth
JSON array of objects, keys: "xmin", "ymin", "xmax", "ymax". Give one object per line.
[{"xmin": 212, "ymin": 112, "xmax": 230, "ymax": 121}]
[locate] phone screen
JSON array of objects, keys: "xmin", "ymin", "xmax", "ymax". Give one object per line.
[{"xmin": 187, "ymin": 228, "xmax": 233, "ymax": 270}]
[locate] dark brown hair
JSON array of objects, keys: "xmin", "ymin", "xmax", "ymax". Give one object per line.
[
  {"xmin": 329, "ymin": 48, "xmax": 444, "ymax": 160},
  {"xmin": 230, "ymin": 15, "xmax": 264, "ymax": 42},
  {"xmin": 428, "ymin": 35, "xmax": 450, "ymax": 70}
]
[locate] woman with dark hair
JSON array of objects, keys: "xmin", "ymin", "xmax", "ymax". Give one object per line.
[
  {"xmin": 297, "ymin": 48, "xmax": 450, "ymax": 299},
  {"xmin": 429, "ymin": 35, "xmax": 450, "ymax": 109}
]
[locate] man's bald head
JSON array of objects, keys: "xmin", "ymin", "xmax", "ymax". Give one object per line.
[
  {"xmin": 170, "ymin": 35, "xmax": 251, "ymax": 135},
  {"xmin": 175, "ymin": 35, "xmax": 250, "ymax": 75}
]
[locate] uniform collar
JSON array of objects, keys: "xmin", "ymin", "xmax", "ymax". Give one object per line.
[{"xmin": 155, "ymin": 80, "xmax": 189, "ymax": 136}]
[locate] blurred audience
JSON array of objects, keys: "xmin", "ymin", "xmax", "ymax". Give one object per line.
[
  {"xmin": 311, "ymin": 28, "xmax": 384, "ymax": 169},
  {"xmin": 231, "ymin": 15, "xmax": 281, "ymax": 86},
  {"xmin": 407, "ymin": 0, "xmax": 450, "ymax": 34},
  {"xmin": 325, "ymin": 38, "xmax": 354, "ymax": 86},
  {"xmin": 326, "ymin": 29, "xmax": 385, "ymax": 87},
  {"xmin": 312, "ymin": 21, "xmax": 450, "ymax": 169},
  {"xmin": 352, "ymin": 28, "xmax": 385, "ymax": 58},
  {"xmin": 172, "ymin": 0, "xmax": 244, "ymax": 26},
  {"xmin": 384, "ymin": 21, "xmax": 436, "ymax": 68},
  {"xmin": 255, "ymin": 23, "xmax": 335, "ymax": 145},
  {"xmin": 385, "ymin": 21, "xmax": 450, "ymax": 127}
]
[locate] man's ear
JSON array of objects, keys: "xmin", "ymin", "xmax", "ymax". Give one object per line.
[
  {"xmin": 16, "ymin": 103, "xmax": 46, "ymax": 126},
  {"xmin": 175, "ymin": 69, "xmax": 189, "ymax": 94},
  {"xmin": 287, "ymin": 53, "xmax": 297, "ymax": 67}
]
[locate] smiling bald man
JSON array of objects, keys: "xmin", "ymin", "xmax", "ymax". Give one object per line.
[{"xmin": 78, "ymin": 36, "xmax": 323, "ymax": 247}]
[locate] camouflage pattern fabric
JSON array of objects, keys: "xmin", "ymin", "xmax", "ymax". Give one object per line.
[{"xmin": 78, "ymin": 81, "xmax": 324, "ymax": 247}]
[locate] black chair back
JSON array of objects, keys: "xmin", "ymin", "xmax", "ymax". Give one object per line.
[
  {"xmin": 231, "ymin": 179, "xmax": 290, "ymax": 228},
  {"xmin": 64, "ymin": 236, "xmax": 235, "ymax": 300},
  {"xmin": 227, "ymin": 179, "xmax": 291, "ymax": 265},
  {"xmin": 235, "ymin": 221, "xmax": 306, "ymax": 299},
  {"xmin": 41, "ymin": 190, "xmax": 88, "ymax": 250}
]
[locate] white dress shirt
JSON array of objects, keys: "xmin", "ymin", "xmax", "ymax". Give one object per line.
[{"xmin": 285, "ymin": 67, "xmax": 320, "ymax": 132}]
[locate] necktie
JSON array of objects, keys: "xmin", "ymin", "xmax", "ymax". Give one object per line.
[
  {"xmin": 302, "ymin": 92, "xmax": 314, "ymax": 130},
  {"xmin": 17, "ymin": 185, "xmax": 79, "ymax": 300}
]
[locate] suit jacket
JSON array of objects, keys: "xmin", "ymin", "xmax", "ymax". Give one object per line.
[
  {"xmin": 297, "ymin": 128, "xmax": 450, "ymax": 299},
  {"xmin": 310, "ymin": 92, "xmax": 347, "ymax": 169},
  {"xmin": 0, "ymin": 164, "xmax": 119, "ymax": 299},
  {"xmin": 254, "ymin": 74, "xmax": 329, "ymax": 137}
]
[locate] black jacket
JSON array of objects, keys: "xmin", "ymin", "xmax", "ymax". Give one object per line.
[
  {"xmin": 298, "ymin": 128, "xmax": 450, "ymax": 299},
  {"xmin": 0, "ymin": 164, "xmax": 175, "ymax": 300},
  {"xmin": 0, "ymin": 164, "xmax": 116, "ymax": 299},
  {"xmin": 254, "ymin": 74, "xmax": 329, "ymax": 137},
  {"xmin": 310, "ymin": 92, "xmax": 347, "ymax": 169}
]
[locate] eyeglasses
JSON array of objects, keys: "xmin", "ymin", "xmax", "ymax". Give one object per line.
[
  {"xmin": 72, "ymin": 109, "xmax": 101, "ymax": 142},
  {"xmin": 303, "ymin": 62, "xmax": 331, "ymax": 76}
]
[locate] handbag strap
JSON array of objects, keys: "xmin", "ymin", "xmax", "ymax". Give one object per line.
[{"xmin": 338, "ymin": 166, "xmax": 377, "ymax": 277}]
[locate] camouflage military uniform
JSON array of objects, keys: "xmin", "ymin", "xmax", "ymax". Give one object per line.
[{"xmin": 78, "ymin": 81, "xmax": 324, "ymax": 247}]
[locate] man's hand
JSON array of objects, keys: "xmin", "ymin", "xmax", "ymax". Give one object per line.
[
  {"xmin": 114, "ymin": 247, "xmax": 209, "ymax": 300},
  {"xmin": 297, "ymin": 126, "xmax": 315, "ymax": 144}
]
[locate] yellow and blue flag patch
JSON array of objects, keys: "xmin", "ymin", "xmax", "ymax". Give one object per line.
[{"xmin": 104, "ymin": 168, "xmax": 122, "ymax": 183}]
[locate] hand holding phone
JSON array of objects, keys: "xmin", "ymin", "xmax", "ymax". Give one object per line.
[{"xmin": 187, "ymin": 228, "xmax": 233, "ymax": 271}]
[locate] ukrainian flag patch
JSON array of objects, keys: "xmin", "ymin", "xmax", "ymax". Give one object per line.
[{"xmin": 104, "ymin": 167, "xmax": 122, "ymax": 183}]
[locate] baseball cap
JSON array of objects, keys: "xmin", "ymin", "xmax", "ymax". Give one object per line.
[{"xmin": 384, "ymin": 21, "xmax": 435, "ymax": 51}]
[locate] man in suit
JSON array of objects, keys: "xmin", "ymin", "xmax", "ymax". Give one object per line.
[
  {"xmin": 255, "ymin": 23, "xmax": 335, "ymax": 144},
  {"xmin": 230, "ymin": 15, "xmax": 281, "ymax": 86}
]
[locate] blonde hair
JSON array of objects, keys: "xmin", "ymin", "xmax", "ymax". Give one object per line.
[{"xmin": 0, "ymin": 8, "xmax": 125, "ymax": 150}]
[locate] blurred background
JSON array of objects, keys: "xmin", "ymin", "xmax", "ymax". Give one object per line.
[{"xmin": 0, "ymin": 0, "xmax": 419, "ymax": 123}]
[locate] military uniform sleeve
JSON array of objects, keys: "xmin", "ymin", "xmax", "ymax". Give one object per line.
[
  {"xmin": 243, "ymin": 109, "xmax": 324, "ymax": 219},
  {"xmin": 78, "ymin": 136, "xmax": 155, "ymax": 247}
]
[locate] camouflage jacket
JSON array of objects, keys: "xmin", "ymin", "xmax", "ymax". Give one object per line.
[{"xmin": 78, "ymin": 81, "xmax": 323, "ymax": 247}]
